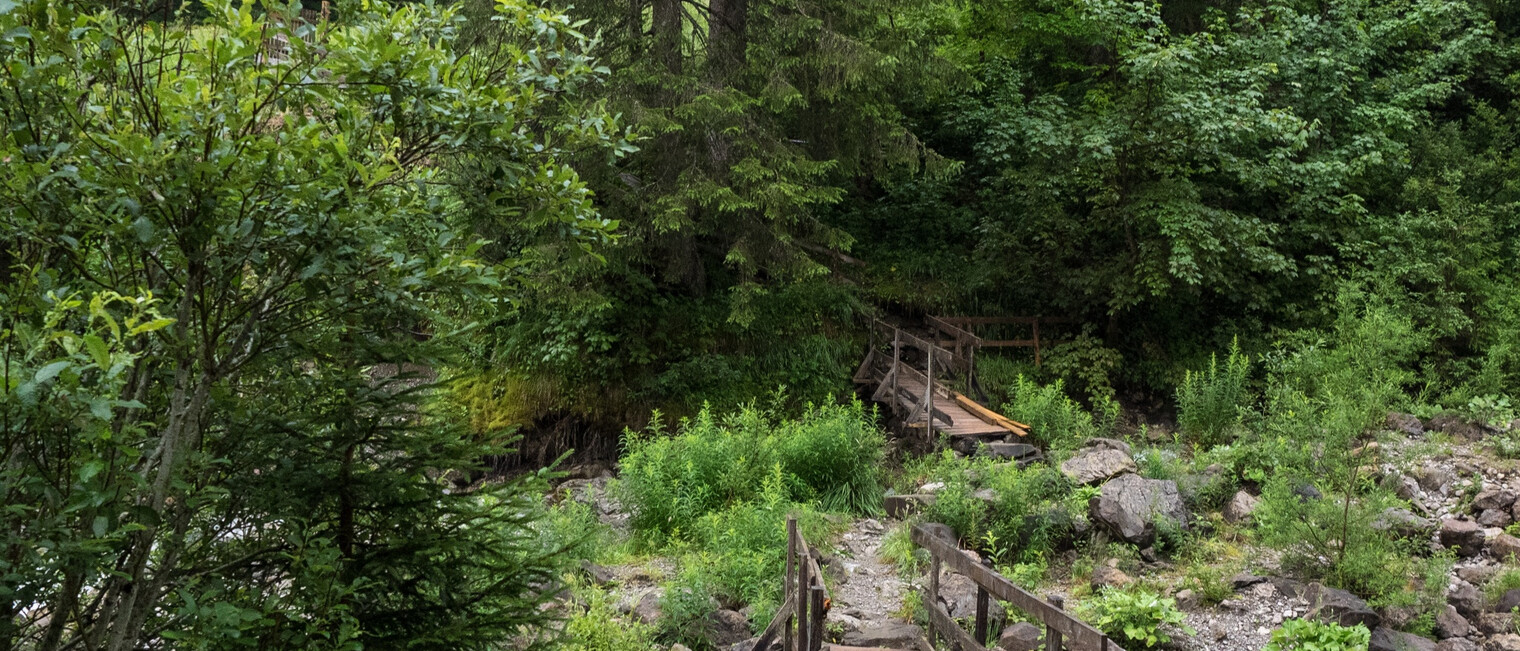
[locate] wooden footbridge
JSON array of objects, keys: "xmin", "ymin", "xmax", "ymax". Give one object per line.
[{"xmin": 854, "ymin": 317, "xmax": 1032, "ymax": 441}]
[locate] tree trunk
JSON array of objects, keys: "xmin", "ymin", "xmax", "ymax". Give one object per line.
[
  {"xmin": 707, "ymin": 0, "xmax": 748, "ymax": 81},
  {"xmin": 652, "ymin": 0, "xmax": 681, "ymax": 75}
]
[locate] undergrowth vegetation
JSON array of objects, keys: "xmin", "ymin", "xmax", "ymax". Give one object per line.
[{"xmin": 611, "ymin": 400, "xmax": 885, "ymax": 647}]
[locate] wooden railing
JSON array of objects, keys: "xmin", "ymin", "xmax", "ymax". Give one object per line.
[
  {"xmin": 913, "ymin": 524, "xmax": 1125, "ymax": 651},
  {"xmin": 260, "ymin": 2, "xmax": 332, "ymax": 64},
  {"xmin": 933, "ymin": 316, "xmax": 1076, "ymax": 367},
  {"xmin": 752, "ymin": 517, "xmax": 832, "ymax": 651}
]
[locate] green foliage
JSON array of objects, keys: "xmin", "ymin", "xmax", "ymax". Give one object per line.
[
  {"xmin": 1263, "ymin": 618, "xmax": 1370, "ymax": 651},
  {"xmin": 909, "ymin": 451, "xmax": 1075, "ymax": 565},
  {"xmin": 1079, "ymin": 588, "xmax": 1193, "ymax": 649},
  {"xmin": 1177, "ymin": 340, "xmax": 1254, "ymax": 446},
  {"xmin": 560, "ymin": 582, "xmax": 661, "ymax": 651}
]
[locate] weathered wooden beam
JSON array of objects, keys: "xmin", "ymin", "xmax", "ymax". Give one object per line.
[
  {"xmin": 952, "ymin": 393, "xmax": 1029, "ymax": 435},
  {"xmin": 923, "ymin": 591, "xmax": 986, "ymax": 651},
  {"xmin": 911, "ymin": 525, "xmax": 1123, "ymax": 651}
]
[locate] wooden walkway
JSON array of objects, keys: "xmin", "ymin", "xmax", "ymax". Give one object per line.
[{"xmin": 854, "ymin": 318, "xmax": 1028, "ymax": 440}]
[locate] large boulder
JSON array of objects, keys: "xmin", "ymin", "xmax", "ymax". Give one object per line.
[
  {"xmin": 980, "ymin": 442, "xmax": 1043, "ymax": 465},
  {"xmin": 1060, "ymin": 449, "xmax": 1137, "ymax": 486},
  {"xmin": 1496, "ymin": 588, "xmax": 1520, "ymax": 614},
  {"xmin": 1223, "ymin": 490, "xmax": 1260, "ymax": 523},
  {"xmin": 1080, "ymin": 438, "xmax": 1133, "ymax": 455},
  {"xmin": 1306, "ymin": 582, "xmax": 1381, "ymax": 629},
  {"xmin": 939, "ymin": 571, "xmax": 1007, "ymax": 631},
  {"xmin": 1487, "ymin": 634, "xmax": 1520, "ymax": 651},
  {"xmin": 1090, "ymin": 474, "xmax": 1187, "ymax": 545},
  {"xmin": 1437, "ymin": 640, "xmax": 1480, "ymax": 651},
  {"xmin": 1493, "ymin": 534, "xmax": 1520, "ymax": 561},
  {"xmin": 1449, "ymin": 581, "xmax": 1484, "ymax": 619},
  {"xmin": 1441, "ymin": 519, "xmax": 1486, "ymax": 557},
  {"xmin": 1370, "ymin": 627, "xmax": 1436, "ymax": 651},
  {"xmin": 1090, "ymin": 565, "xmax": 1132, "ymax": 591},
  {"xmin": 1429, "ymin": 413, "xmax": 1487, "ymax": 441}
]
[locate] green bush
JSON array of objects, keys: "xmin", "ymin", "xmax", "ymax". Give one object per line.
[
  {"xmin": 1176, "ymin": 339, "xmax": 1253, "ymax": 446},
  {"xmin": 910, "ymin": 452, "xmax": 1074, "ymax": 563},
  {"xmin": 1079, "ymin": 587, "xmax": 1193, "ymax": 649},
  {"xmin": 561, "ymin": 583, "xmax": 661, "ymax": 651},
  {"xmin": 1262, "ymin": 618, "xmax": 1370, "ymax": 651}
]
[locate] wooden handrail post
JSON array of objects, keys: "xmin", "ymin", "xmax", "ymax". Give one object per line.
[
  {"xmin": 1046, "ymin": 594, "xmax": 1064, "ymax": 651},
  {"xmin": 925, "ymin": 350, "xmax": 935, "ymax": 442},
  {"xmin": 1033, "ymin": 318, "xmax": 1042, "ymax": 367},
  {"xmin": 797, "ymin": 558, "xmax": 810, "ymax": 651},
  {"xmin": 891, "ymin": 329, "xmax": 900, "ymax": 413},
  {"xmin": 975, "ymin": 585, "xmax": 989, "ymax": 645},
  {"xmin": 809, "ymin": 584, "xmax": 826, "ymax": 651},
  {"xmin": 927, "ymin": 552, "xmax": 941, "ymax": 645}
]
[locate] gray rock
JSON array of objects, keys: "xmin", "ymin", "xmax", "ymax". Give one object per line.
[
  {"xmin": 1090, "ymin": 473, "xmax": 1188, "ymax": 545},
  {"xmin": 1393, "ymin": 474, "xmax": 1424, "ymax": 501},
  {"xmin": 631, "ymin": 590, "xmax": 662, "ymax": 625},
  {"xmin": 1442, "ymin": 519, "xmax": 1487, "ymax": 557},
  {"xmin": 939, "ymin": 571, "xmax": 1007, "ymax": 630},
  {"xmin": 1459, "ymin": 565, "xmax": 1500, "ymax": 586},
  {"xmin": 1080, "ymin": 437, "xmax": 1133, "ymax": 456},
  {"xmin": 996, "ymin": 621, "xmax": 1042, "ymax": 651},
  {"xmin": 1477, "ymin": 488, "xmax": 1519, "ymax": 512},
  {"xmin": 1437, "ymin": 640, "xmax": 1480, "ymax": 651},
  {"xmin": 1497, "ymin": 588, "xmax": 1520, "ymax": 614},
  {"xmin": 580, "ymin": 560, "xmax": 616, "ymax": 586},
  {"xmin": 1370, "ymin": 627, "xmax": 1436, "ymax": 651},
  {"xmin": 842, "ymin": 623, "xmax": 931, "ymax": 650},
  {"xmin": 1388, "ymin": 412, "xmax": 1426, "ymax": 436},
  {"xmin": 1450, "ymin": 581, "xmax": 1484, "ymax": 619},
  {"xmin": 1493, "ymin": 534, "xmax": 1520, "ymax": 561},
  {"xmin": 1295, "ymin": 483, "xmax": 1324, "ymax": 502},
  {"xmin": 1480, "ymin": 612, "xmax": 1515, "ymax": 635},
  {"xmin": 1060, "ymin": 449, "xmax": 1137, "ymax": 486},
  {"xmin": 1223, "ymin": 490, "xmax": 1260, "ymax": 523},
  {"xmin": 1373, "ymin": 508, "xmax": 1436, "ymax": 540},
  {"xmin": 708, "ymin": 609, "xmax": 751, "ymax": 647},
  {"xmin": 1482, "ymin": 508, "xmax": 1515, "ymax": 528},
  {"xmin": 1436, "ymin": 605, "xmax": 1471, "ymax": 639},
  {"xmin": 1306, "ymin": 582, "xmax": 1381, "ymax": 629},
  {"xmin": 728, "ymin": 639, "xmax": 780, "ymax": 651},
  {"xmin": 672, "ymin": 644, "xmax": 692, "ymax": 651},
  {"xmin": 1174, "ymin": 588, "xmax": 1198, "ymax": 611},
  {"xmin": 1230, "ymin": 572, "xmax": 1267, "ymax": 590}
]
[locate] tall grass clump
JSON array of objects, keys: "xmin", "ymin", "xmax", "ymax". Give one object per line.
[
  {"xmin": 1002, "ymin": 376, "xmax": 1101, "ymax": 450},
  {"xmin": 1176, "ymin": 339, "xmax": 1253, "ymax": 446}
]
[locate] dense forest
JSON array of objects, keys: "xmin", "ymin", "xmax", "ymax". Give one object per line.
[{"xmin": 3, "ymin": 0, "xmax": 1520, "ymax": 649}]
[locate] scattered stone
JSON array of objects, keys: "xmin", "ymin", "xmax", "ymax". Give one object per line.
[
  {"xmin": 1370, "ymin": 627, "xmax": 1436, "ymax": 651},
  {"xmin": 1270, "ymin": 577, "xmax": 1307, "ymax": 599},
  {"xmin": 1373, "ymin": 508, "xmax": 1436, "ymax": 540},
  {"xmin": 1305, "ymin": 582, "xmax": 1381, "ymax": 629},
  {"xmin": 1450, "ymin": 581, "xmax": 1485, "ymax": 619},
  {"xmin": 1384, "ymin": 605, "xmax": 1422, "ymax": 630},
  {"xmin": 580, "ymin": 560, "xmax": 616, "ymax": 587},
  {"xmin": 1393, "ymin": 475, "xmax": 1424, "ymax": 501},
  {"xmin": 824, "ymin": 610, "xmax": 862, "ymax": 636},
  {"xmin": 1477, "ymin": 488, "xmax": 1519, "ymax": 512},
  {"xmin": 1482, "ymin": 509, "xmax": 1515, "ymax": 528},
  {"xmin": 1090, "ymin": 474, "xmax": 1188, "ymax": 545},
  {"xmin": 980, "ymin": 442, "xmax": 1042, "ymax": 462},
  {"xmin": 1295, "ymin": 483, "xmax": 1324, "ymax": 502},
  {"xmin": 996, "ymin": 621, "xmax": 1042, "ymax": 651},
  {"xmin": 1223, "ymin": 490, "xmax": 1260, "ymax": 523},
  {"xmin": 1423, "ymin": 466, "xmax": 1458, "ymax": 494},
  {"xmin": 1388, "ymin": 412, "xmax": 1426, "ymax": 436},
  {"xmin": 1493, "ymin": 534, "xmax": 1520, "ymax": 561},
  {"xmin": 1091, "ymin": 565, "xmax": 1132, "ymax": 590},
  {"xmin": 940, "ymin": 572, "xmax": 1007, "ymax": 630},
  {"xmin": 1230, "ymin": 572, "xmax": 1267, "ymax": 590},
  {"xmin": 1437, "ymin": 640, "xmax": 1481, "ymax": 651},
  {"xmin": 1080, "ymin": 437, "xmax": 1133, "ymax": 456},
  {"xmin": 1486, "ymin": 634, "xmax": 1520, "ymax": 651},
  {"xmin": 884, "ymin": 494, "xmax": 936, "ymax": 519},
  {"xmin": 920, "ymin": 482, "xmax": 946, "ymax": 494},
  {"xmin": 708, "ymin": 610, "xmax": 751, "ymax": 647},
  {"xmin": 1442, "ymin": 519, "xmax": 1487, "ymax": 557},
  {"xmin": 1060, "ymin": 449, "xmax": 1137, "ymax": 486},
  {"xmin": 1436, "ymin": 605, "xmax": 1471, "ymax": 639}
]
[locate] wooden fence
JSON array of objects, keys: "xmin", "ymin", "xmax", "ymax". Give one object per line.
[
  {"xmin": 912, "ymin": 524, "xmax": 1125, "ymax": 651},
  {"xmin": 751, "ymin": 517, "xmax": 833, "ymax": 651},
  {"xmin": 932, "ymin": 316, "xmax": 1075, "ymax": 367},
  {"xmin": 259, "ymin": 2, "xmax": 332, "ymax": 64}
]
